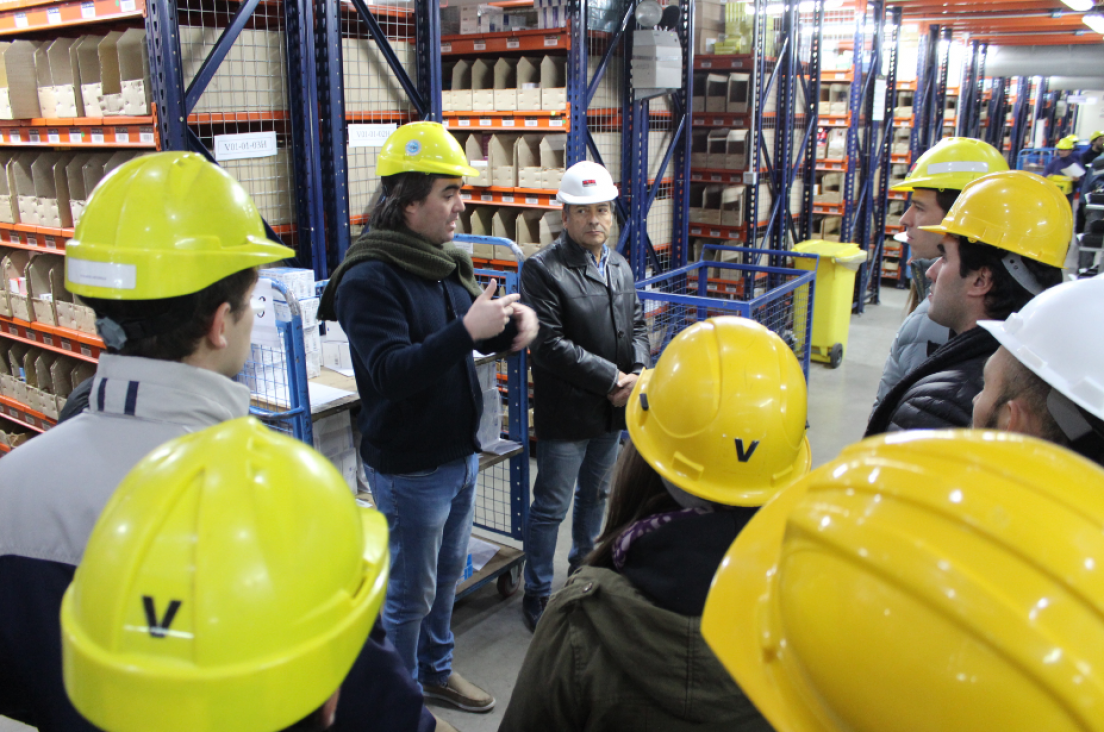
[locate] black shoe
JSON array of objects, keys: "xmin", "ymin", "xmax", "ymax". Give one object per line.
[{"xmin": 521, "ymin": 593, "xmax": 548, "ymax": 632}]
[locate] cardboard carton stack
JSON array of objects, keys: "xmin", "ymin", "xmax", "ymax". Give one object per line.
[
  {"xmin": 342, "ymin": 35, "xmax": 415, "ymax": 111},
  {"xmin": 179, "ymin": 26, "xmax": 287, "ymax": 114},
  {"xmin": 0, "ymin": 339, "xmax": 94, "ymax": 420}
]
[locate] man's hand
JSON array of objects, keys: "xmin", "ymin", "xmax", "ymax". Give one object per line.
[
  {"xmin": 510, "ymin": 303, "xmax": 539, "ymax": 352},
  {"xmin": 464, "ymin": 280, "xmax": 519, "ymax": 341},
  {"xmin": 607, "ymin": 371, "xmax": 638, "ymax": 408}
]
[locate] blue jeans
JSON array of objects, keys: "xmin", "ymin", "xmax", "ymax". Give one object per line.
[
  {"xmin": 523, "ymin": 433, "xmax": 621, "ymax": 597},
  {"xmin": 364, "ymin": 453, "xmax": 478, "ymax": 688}
]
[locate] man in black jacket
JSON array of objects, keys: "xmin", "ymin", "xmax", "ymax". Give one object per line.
[
  {"xmin": 319, "ymin": 122, "xmax": 537, "ymax": 715},
  {"xmin": 866, "ymin": 170, "xmax": 1069, "ymax": 436},
  {"xmin": 519, "ymin": 160, "xmax": 649, "ymax": 631}
]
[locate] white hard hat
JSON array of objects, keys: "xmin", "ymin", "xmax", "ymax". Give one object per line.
[
  {"xmin": 978, "ymin": 276, "xmax": 1104, "ymax": 421},
  {"xmin": 557, "ymin": 161, "xmax": 619, "ymax": 205}
]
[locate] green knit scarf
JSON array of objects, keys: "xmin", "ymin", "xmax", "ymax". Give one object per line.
[{"xmin": 319, "ymin": 226, "xmax": 481, "ymax": 321}]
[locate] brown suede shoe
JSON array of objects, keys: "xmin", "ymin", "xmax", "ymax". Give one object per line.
[{"xmin": 423, "ymin": 671, "xmax": 495, "ymax": 713}]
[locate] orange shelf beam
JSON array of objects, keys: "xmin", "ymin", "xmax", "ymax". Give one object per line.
[
  {"xmin": 0, "ymin": 0, "xmax": 143, "ymax": 35},
  {"xmin": 0, "ymin": 394, "xmax": 52, "ymax": 432},
  {"xmin": 0, "ymin": 315, "xmax": 103, "ymax": 363}
]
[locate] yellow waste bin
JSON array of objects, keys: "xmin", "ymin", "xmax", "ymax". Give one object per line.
[{"xmin": 792, "ymin": 239, "xmax": 866, "ymax": 368}]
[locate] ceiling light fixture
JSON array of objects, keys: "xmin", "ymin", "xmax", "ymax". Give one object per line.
[{"xmin": 1084, "ymin": 11, "xmax": 1104, "ymax": 33}]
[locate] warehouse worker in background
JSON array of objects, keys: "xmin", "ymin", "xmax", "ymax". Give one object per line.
[
  {"xmin": 872, "ymin": 137, "xmax": 1008, "ymax": 410},
  {"xmin": 1044, "ymin": 135, "xmax": 1082, "ymax": 180},
  {"xmin": 1077, "ymin": 131, "xmax": 1104, "ymax": 235},
  {"xmin": 319, "ymin": 121, "xmax": 537, "ymax": 714},
  {"xmin": 973, "ymin": 276, "xmax": 1104, "ymax": 467},
  {"xmin": 0, "ymin": 153, "xmax": 441, "ymax": 732},
  {"xmin": 518, "ymin": 160, "xmax": 649, "ymax": 631},
  {"xmin": 501, "ymin": 318, "xmax": 808, "ymax": 731},
  {"xmin": 866, "ymin": 170, "xmax": 1068, "ymax": 435},
  {"xmin": 702, "ymin": 429, "xmax": 1104, "ymax": 732},
  {"xmin": 61, "ymin": 418, "xmax": 390, "ymax": 732},
  {"xmin": 1083, "ymin": 130, "xmax": 1104, "ymax": 169}
]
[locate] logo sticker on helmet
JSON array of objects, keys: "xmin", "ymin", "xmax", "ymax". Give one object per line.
[
  {"xmin": 735, "ymin": 439, "xmax": 760, "ymax": 462},
  {"xmin": 405, "ymin": 140, "xmax": 421, "ymax": 156},
  {"xmin": 582, "ymin": 179, "xmax": 597, "ymax": 187},
  {"xmin": 142, "ymin": 596, "xmax": 182, "ymax": 639}
]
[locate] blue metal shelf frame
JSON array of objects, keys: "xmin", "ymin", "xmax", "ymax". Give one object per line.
[
  {"xmin": 985, "ymin": 77, "xmax": 1010, "ymax": 150},
  {"xmin": 958, "ymin": 40, "xmax": 986, "ymax": 140},
  {"xmin": 796, "ymin": 2, "xmax": 824, "ymax": 246},
  {"xmin": 1008, "ymin": 76, "xmax": 1032, "ymax": 167},
  {"xmin": 146, "ymin": 0, "xmax": 326, "ymax": 271},
  {"xmin": 910, "ymin": 24, "xmax": 951, "ymax": 163},
  {"xmin": 854, "ymin": 3, "xmax": 900, "ymax": 311},
  {"xmin": 315, "ymin": 0, "xmax": 441, "ymax": 278}
]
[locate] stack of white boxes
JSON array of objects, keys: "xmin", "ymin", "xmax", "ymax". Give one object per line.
[
  {"xmin": 313, "ymin": 411, "xmax": 359, "ymax": 493},
  {"xmin": 259, "ymin": 267, "xmax": 320, "ymax": 378},
  {"xmin": 322, "ymin": 319, "xmax": 353, "ymax": 374},
  {"xmin": 341, "ymin": 35, "xmax": 415, "ymax": 111},
  {"xmin": 179, "ymin": 26, "xmax": 288, "ymax": 114}
]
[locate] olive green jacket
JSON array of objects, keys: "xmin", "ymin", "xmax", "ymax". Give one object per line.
[{"xmin": 498, "ymin": 567, "xmax": 772, "ymax": 732}]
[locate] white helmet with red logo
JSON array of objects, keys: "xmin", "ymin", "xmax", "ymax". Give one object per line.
[{"xmin": 557, "ymin": 160, "xmax": 620, "ymax": 205}]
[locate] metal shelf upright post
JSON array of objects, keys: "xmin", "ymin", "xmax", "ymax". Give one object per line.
[
  {"xmin": 985, "ymin": 77, "xmax": 1010, "ymax": 150},
  {"xmin": 957, "ymin": 40, "xmax": 986, "ymax": 140},
  {"xmin": 1007, "ymin": 76, "xmax": 1033, "ymax": 166}
]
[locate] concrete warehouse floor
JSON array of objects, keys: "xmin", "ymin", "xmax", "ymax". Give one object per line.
[{"xmin": 0, "ymin": 286, "xmax": 909, "ymax": 732}]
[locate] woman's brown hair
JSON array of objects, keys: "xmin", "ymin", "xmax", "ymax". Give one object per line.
[{"xmin": 585, "ymin": 440, "xmax": 680, "ymax": 569}]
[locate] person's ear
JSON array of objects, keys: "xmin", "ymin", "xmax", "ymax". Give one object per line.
[
  {"xmin": 1003, "ymin": 398, "xmax": 1033, "ymax": 434},
  {"xmin": 969, "ymin": 266, "xmax": 995, "ymax": 297},
  {"xmin": 204, "ymin": 302, "xmax": 233, "ymax": 352}
]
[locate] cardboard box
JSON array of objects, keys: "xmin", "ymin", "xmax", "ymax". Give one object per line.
[
  {"xmin": 1, "ymin": 41, "xmax": 42, "ymax": 119},
  {"xmin": 75, "ymin": 35, "xmax": 105, "ymax": 117},
  {"xmin": 493, "ymin": 57, "xmax": 517, "ymax": 111},
  {"xmin": 725, "ymin": 129, "xmax": 748, "ymax": 170},
  {"xmin": 449, "ymin": 59, "xmax": 473, "ymax": 111},
  {"xmin": 117, "ymin": 29, "xmax": 151, "ymax": 116},
  {"xmin": 540, "ymin": 55, "xmax": 566, "ymax": 111},
  {"xmin": 491, "ymin": 208, "xmax": 516, "ymax": 242},
  {"xmin": 10, "ymin": 153, "xmax": 36, "ymax": 225},
  {"xmin": 516, "ymin": 57, "xmax": 541, "ymax": 110},
  {"xmin": 34, "ymin": 42, "xmax": 60, "ymax": 120},
  {"xmin": 468, "ymin": 206, "xmax": 494, "ymax": 244},
  {"xmin": 705, "ymin": 74, "xmax": 728, "ymax": 113},
  {"xmin": 322, "ymin": 340, "xmax": 353, "ymax": 372},
  {"xmin": 471, "ymin": 59, "xmax": 494, "ymax": 112},
  {"xmin": 515, "ymin": 134, "xmax": 542, "ymax": 190},
  {"xmin": 489, "ymin": 134, "xmax": 518, "ymax": 188},
  {"xmin": 721, "ymin": 185, "xmax": 744, "ymax": 226},
  {"xmin": 47, "ymin": 38, "xmax": 82, "ymax": 118},
  {"xmin": 459, "ymin": 5, "xmax": 480, "ymax": 34},
  {"xmin": 690, "ymin": 129, "xmax": 710, "ymax": 167},
  {"xmin": 32, "ymin": 152, "xmax": 65, "ymax": 229},
  {"xmin": 819, "ymin": 173, "xmax": 843, "ymax": 203},
  {"xmin": 78, "ymin": 151, "xmax": 113, "ymax": 215},
  {"xmin": 65, "ymin": 152, "xmax": 94, "ymax": 226},
  {"xmin": 705, "ymin": 128, "xmax": 727, "ymax": 165},
  {"xmin": 727, "ymin": 73, "xmax": 750, "ymax": 114},
  {"xmin": 700, "ymin": 185, "xmax": 724, "ymax": 225},
  {"xmin": 97, "ymin": 31, "xmax": 126, "ymax": 116},
  {"xmin": 515, "ymin": 209, "xmax": 560, "ymax": 258},
  {"xmin": 31, "ymin": 350, "xmax": 57, "ymax": 417},
  {"xmin": 540, "ymin": 134, "xmax": 566, "ymax": 189},
  {"xmin": 11, "ymin": 344, "xmax": 33, "ymax": 405},
  {"xmin": 465, "ymin": 133, "xmax": 491, "ymax": 187},
  {"xmin": 26, "ymin": 253, "xmax": 62, "ymax": 325},
  {"xmin": 0, "ymin": 153, "xmax": 14, "ymax": 224}
]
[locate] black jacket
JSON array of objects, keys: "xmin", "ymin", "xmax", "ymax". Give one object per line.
[
  {"xmin": 866, "ymin": 326, "xmax": 999, "ymax": 436},
  {"xmin": 336, "ymin": 259, "xmax": 515, "ymax": 474},
  {"xmin": 520, "ymin": 234, "xmax": 650, "ymax": 440}
]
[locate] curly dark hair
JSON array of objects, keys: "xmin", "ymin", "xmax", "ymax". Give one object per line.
[{"xmin": 956, "ymin": 236, "xmax": 1064, "ymax": 321}]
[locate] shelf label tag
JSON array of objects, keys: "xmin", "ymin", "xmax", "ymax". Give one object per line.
[
  {"xmin": 479, "ymin": 118, "xmax": 492, "ymax": 126},
  {"xmin": 473, "ymin": 41, "xmax": 486, "ymax": 51},
  {"xmin": 81, "ymin": 1, "xmax": 95, "ymax": 17},
  {"xmin": 501, "ymin": 118, "xmax": 515, "ymax": 127},
  {"xmin": 139, "ymin": 126, "xmax": 154, "ymax": 143},
  {"xmin": 115, "ymin": 128, "xmax": 129, "ymax": 143},
  {"xmin": 47, "ymin": 129, "xmax": 60, "ymax": 144},
  {"xmin": 441, "ymin": 42, "xmax": 452, "ymax": 53},
  {"xmin": 26, "ymin": 235, "xmax": 36, "ymax": 248},
  {"xmin": 460, "ymin": 192, "xmax": 472, "ymax": 200},
  {"xmin": 711, "ymin": 174, "xmax": 721, "ymax": 181},
  {"xmin": 347, "ymin": 123, "xmax": 396, "ymax": 148},
  {"xmin": 81, "ymin": 344, "xmax": 92, "ymax": 357},
  {"xmin": 213, "ymin": 130, "xmax": 278, "ymax": 161},
  {"xmin": 549, "ymin": 119, "xmax": 564, "ymax": 127},
  {"xmin": 506, "ymin": 38, "xmax": 520, "ymax": 49},
  {"xmin": 458, "ymin": 119, "xmax": 471, "ymax": 127},
  {"xmin": 120, "ymin": 0, "xmax": 136, "ymax": 11},
  {"xmin": 524, "ymin": 118, "xmax": 538, "ymax": 127},
  {"xmin": 701, "ymin": 61, "xmax": 711, "ymax": 68},
  {"xmin": 28, "ymin": 130, "xmax": 40, "ymax": 144},
  {"xmin": 481, "ymin": 194, "xmax": 493, "ymax": 202},
  {"xmin": 502, "ymin": 195, "xmax": 514, "ymax": 203},
  {"xmin": 13, "ymin": 12, "xmax": 27, "ymax": 28},
  {"xmin": 7, "ymin": 131, "xmax": 19, "ymax": 143},
  {"xmin": 526, "ymin": 196, "xmax": 539, "ymax": 205},
  {"xmin": 43, "ymin": 334, "xmax": 52, "ymax": 346},
  {"xmin": 91, "ymin": 128, "xmax": 104, "ymax": 144},
  {"xmin": 9, "ymin": 233, "xmax": 19, "ymax": 244},
  {"xmin": 46, "ymin": 7, "xmax": 61, "ymax": 24},
  {"xmin": 44, "ymin": 236, "xmax": 56, "ymax": 250},
  {"xmin": 544, "ymin": 35, "xmax": 558, "ymax": 47},
  {"xmin": 62, "ymin": 340, "xmax": 72, "ymax": 351},
  {"xmin": 69, "ymin": 128, "xmax": 82, "ymax": 143}
]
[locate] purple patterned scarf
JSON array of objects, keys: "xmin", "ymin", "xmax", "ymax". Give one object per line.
[{"xmin": 611, "ymin": 507, "xmax": 713, "ymax": 571}]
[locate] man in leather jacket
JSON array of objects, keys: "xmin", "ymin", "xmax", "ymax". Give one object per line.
[{"xmin": 518, "ymin": 160, "xmax": 649, "ymax": 631}]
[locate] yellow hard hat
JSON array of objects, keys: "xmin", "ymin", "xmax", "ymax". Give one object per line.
[
  {"xmin": 626, "ymin": 317, "xmax": 811, "ymax": 506},
  {"xmin": 892, "ymin": 137, "xmax": 1008, "ymax": 192},
  {"xmin": 377, "ymin": 121, "xmax": 479, "ymax": 178},
  {"xmin": 702, "ymin": 429, "xmax": 1104, "ymax": 732},
  {"xmin": 919, "ymin": 170, "xmax": 1071, "ymax": 267},
  {"xmin": 1091, "ymin": 130, "xmax": 1104, "ymax": 143},
  {"xmin": 1056, "ymin": 137, "xmax": 1076, "ymax": 150},
  {"xmin": 61, "ymin": 417, "xmax": 388, "ymax": 732},
  {"xmin": 65, "ymin": 152, "xmax": 294, "ymax": 301}
]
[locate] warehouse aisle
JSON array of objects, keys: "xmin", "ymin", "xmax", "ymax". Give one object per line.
[{"xmin": 0, "ymin": 290, "xmax": 908, "ymax": 732}]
